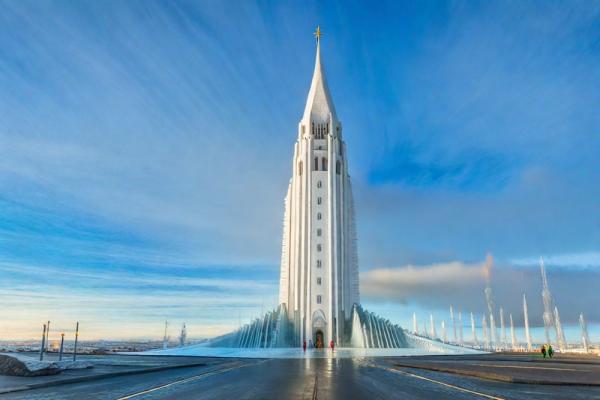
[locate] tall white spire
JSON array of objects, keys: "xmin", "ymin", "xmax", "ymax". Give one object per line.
[
  {"xmin": 279, "ymin": 27, "xmax": 358, "ymax": 347},
  {"xmin": 302, "ymin": 31, "xmax": 338, "ymax": 125}
]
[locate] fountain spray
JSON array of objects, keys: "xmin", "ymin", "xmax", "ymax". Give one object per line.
[
  {"xmin": 482, "ymin": 315, "xmax": 490, "ymax": 350},
  {"xmin": 430, "ymin": 313, "xmax": 437, "ymax": 339},
  {"xmin": 523, "ymin": 293, "xmax": 532, "ymax": 351},
  {"xmin": 450, "ymin": 306, "xmax": 457, "ymax": 343},
  {"xmin": 483, "ymin": 253, "xmax": 497, "ymax": 348},
  {"xmin": 441, "ymin": 320, "xmax": 447, "ymax": 342},
  {"xmin": 554, "ymin": 306, "xmax": 566, "ymax": 351},
  {"xmin": 580, "ymin": 313, "xmax": 590, "ymax": 353},
  {"xmin": 500, "ymin": 307, "xmax": 506, "ymax": 349},
  {"xmin": 510, "ymin": 313, "xmax": 517, "ymax": 350},
  {"xmin": 470, "ymin": 312, "xmax": 478, "ymax": 346},
  {"xmin": 540, "ymin": 257, "xmax": 556, "ymax": 345},
  {"xmin": 413, "ymin": 312, "xmax": 418, "ymax": 334},
  {"xmin": 458, "ymin": 311, "xmax": 464, "ymax": 346}
]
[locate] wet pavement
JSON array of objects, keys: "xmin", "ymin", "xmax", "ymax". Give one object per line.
[{"xmin": 1, "ymin": 354, "xmax": 599, "ymax": 399}]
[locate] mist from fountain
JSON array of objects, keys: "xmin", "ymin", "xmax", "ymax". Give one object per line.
[
  {"xmin": 540, "ymin": 257, "xmax": 556, "ymax": 345},
  {"xmin": 441, "ymin": 320, "xmax": 447, "ymax": 343},
  {"xmin": 510, "ymin": 314, "xmax": 517, "ymax": 351},
  {"xmin": 470, "ymin": 312, "xmax": 478, "ymax": 346},
  {"xmin": 580, "ymin": 313, "xmax": 590, "ymax": 353},
  {"xmin": 430, "ymin": 314, "xmax": 437, "ymax": 339},
  {"xmin": 554, "ymin": 306, "xmax": 567, "ymax": 351},
  {"xmin": 482, "ymin": 315, "xmax": 490, "ymax": 350},
  {"xmin": 458, "ymin": 311, "xmax": 464, "ymax": 346},
  {"xmin": 413, "ymin": 313, "xmax": 418, "ymax": 334},
  {"xmin": 500, "ymin": 307, "xmax": 506, "ymax": 349},
  {"xmin": 523, "ymin": 293, "xmax": 532, "ymax": 351},
  {"xmin": 450, "ymin": 306, "xmax": 457, "ymax": 343}
]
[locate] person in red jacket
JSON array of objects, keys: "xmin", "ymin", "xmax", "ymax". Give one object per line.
[
  {"xmin": 303, "ymin": 340, "xmax": 307, "ymax": 352},
  {"xmin": 329, "ymin": 339, "xmax": 335, "ymax": 351}
]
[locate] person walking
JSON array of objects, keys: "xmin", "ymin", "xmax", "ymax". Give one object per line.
[
  {"xmin": 541, "ymin": 344, "xmax": 547, "ymax": 358},
  {"xmin": 303, "ymin": 340, "xmax": 307, "ymax": 353},
  {"xmin": 548, "ymin": 344, "xmax": 554, "ymax": 358},
  {"xmin": 330, "ymin": 339, "xmax": 335, "ymax": 352}
]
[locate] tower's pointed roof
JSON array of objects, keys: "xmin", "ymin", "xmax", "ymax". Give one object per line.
[{"xmin": 302, "ymin": 36, "xmax": 338, "ymax": 124}]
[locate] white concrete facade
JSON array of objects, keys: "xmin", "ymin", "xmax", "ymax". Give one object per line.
[{"xmin": 278, "ymin": 39, "xmax": 360, "ymax": 347}]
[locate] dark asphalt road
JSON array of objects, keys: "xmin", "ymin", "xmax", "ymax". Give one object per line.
[{"xmin": 2, "ymin": 356, "xmax": 600, "ymax": 400}]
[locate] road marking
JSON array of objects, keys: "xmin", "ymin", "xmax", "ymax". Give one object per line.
[
  {"xmin": 116, "ymin": 361, "xmax": 260, "ymax": 399},
  {"xmin": 468, "ymin": 363, "xmax": 586, "ymax": 372},
  {"xmin": 372, "ymin": 364, "xmax": 505, "ymax": 400}
]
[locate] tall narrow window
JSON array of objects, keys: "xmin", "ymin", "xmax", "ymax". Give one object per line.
[
  {"xmin": 302, "ymin": 125, "xmax": 305, "ymax": 135},
  {"xmin": 336, "ymin": 160, "xmax": 341, "ymax": 175},
  {"xmin": 316, "ymin": 277, "xmax": 322, "ymax": 285},
  {"xmin": 317, "ymin": 180, "xmax": 322, "ymax": 188},
  {"xmin": 317, "ymin": 212, "xmax": 322, "ymax": 220},
  {"xmin": 317, "ymin": 228, "xmax": 322, "ymax": 237},
  {"xmin": 317, "ymin": 244, "xmax": 322, "ymax": 252},
  {"xmin": 317, "ymin": 197, "xmax": 322, "ymax": 205},
  {"xmin": 314, "ymin": 157, "xmax": 319, "ymax": 171},
  {"xmin": 317, "ymin": 260, "xmax": 322, "ymax": 268},
  {"xmin": 322, "ymin": 157, "xmax": 328, "ymax": 171},
  {"xmin": 316, "ymin": 295, "xmax": 322, "ymax": 304},
  {"xmin": 298, "ymin": 161, "xmax": 303, "ymax": 176}
]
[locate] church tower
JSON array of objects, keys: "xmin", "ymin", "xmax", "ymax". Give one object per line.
[{"xmin": 279, "ymin": 28, "xmax": 360, "ymax": 347}]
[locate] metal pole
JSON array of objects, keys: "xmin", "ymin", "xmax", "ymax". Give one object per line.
[
  {"xmin": 39, "ymin": 324, "xmax": 47, "ymax": 361},
  {"xmin": 73, "ymin": 322, "xmax": 79, "ymax": 361},
  {"xmin": 46, "ymin": 320, "xmax": 50, "ymax": 353},
  {"xmin": 59, "ymin": 333, "xmax": 65, "ymax": 361}
]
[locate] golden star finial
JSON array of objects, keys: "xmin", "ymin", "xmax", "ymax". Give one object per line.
[{"xmin": 314, "ymin": 26, "xmax": 322, "ymax": 42}]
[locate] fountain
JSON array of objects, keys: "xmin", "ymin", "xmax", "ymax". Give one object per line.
[
  {"xmin": 482, "ymin": 315, "xmax": 490, "ymax": 350},
  {"xmin": 510, "ymin": 314, "xmax": 517, "ymax": 350},
  {"xmin": 500, "ymin": 307, "xmax": 506, "ymax": 349},
  {"xmin": 540, "ymin": 257, "xmax": 556, "ymax": 345},
  {"xmin": 458, "ymin": 311, "xmax": 464, "ymax": 346},
  {"xmin": 441, "ymin": 320, "xmax": 447, "ymax": 343},
  {"xmin": 580, "ymin": 313, "xmax": 590, "ymax": 353},
  {"xmin": 430, "ymin": 314, "xmax": 437, "ymax": 339},
  {"xmin": 413, "ymin": 313, "xmax": 418, "ymax": 334},
  {"xmin": 470, "ymin": 312, "xmax": 478, "ymax": 346},
  {"xmin": 554, "ymin": 306, "xmax": 567, "ymax": 351},
  {"xmin": 450, "ymin": 306, "xmax": 457, "ymax": 343},
  {"xmin": 523, "ymin": 294, "xmax": 532, "ymax": 351}
]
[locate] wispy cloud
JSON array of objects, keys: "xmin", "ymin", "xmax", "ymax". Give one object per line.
[
  {"xmin": 361, "ymin": 257, "xmax": 600, "ymax": 326},
  {"xmin": 1, "ymin": 1, "xmax": 599, "ymax": 339}
]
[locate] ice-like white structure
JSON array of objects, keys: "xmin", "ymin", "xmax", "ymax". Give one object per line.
[{"xmin": 179, "ymin": 305, "xmax": 472, "ymax": 355}]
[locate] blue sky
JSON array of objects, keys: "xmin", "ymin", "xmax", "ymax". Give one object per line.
[{"xmin": 1, "ymin": 1, "xmax": 599, "ymax": 342}]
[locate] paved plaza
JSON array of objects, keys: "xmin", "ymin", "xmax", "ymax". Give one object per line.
[{"xmin": 1, "ymin": 353, "xmax": 599, "ymax": 399}]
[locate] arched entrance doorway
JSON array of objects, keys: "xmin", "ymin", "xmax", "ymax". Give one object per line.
[
  {"xmin": 312, "ymin": 310, "xmax": 327, "ymax": 349},
  {"xmin": 315, "ymin": 330, "xmax": 324, "ymax": 349}
]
